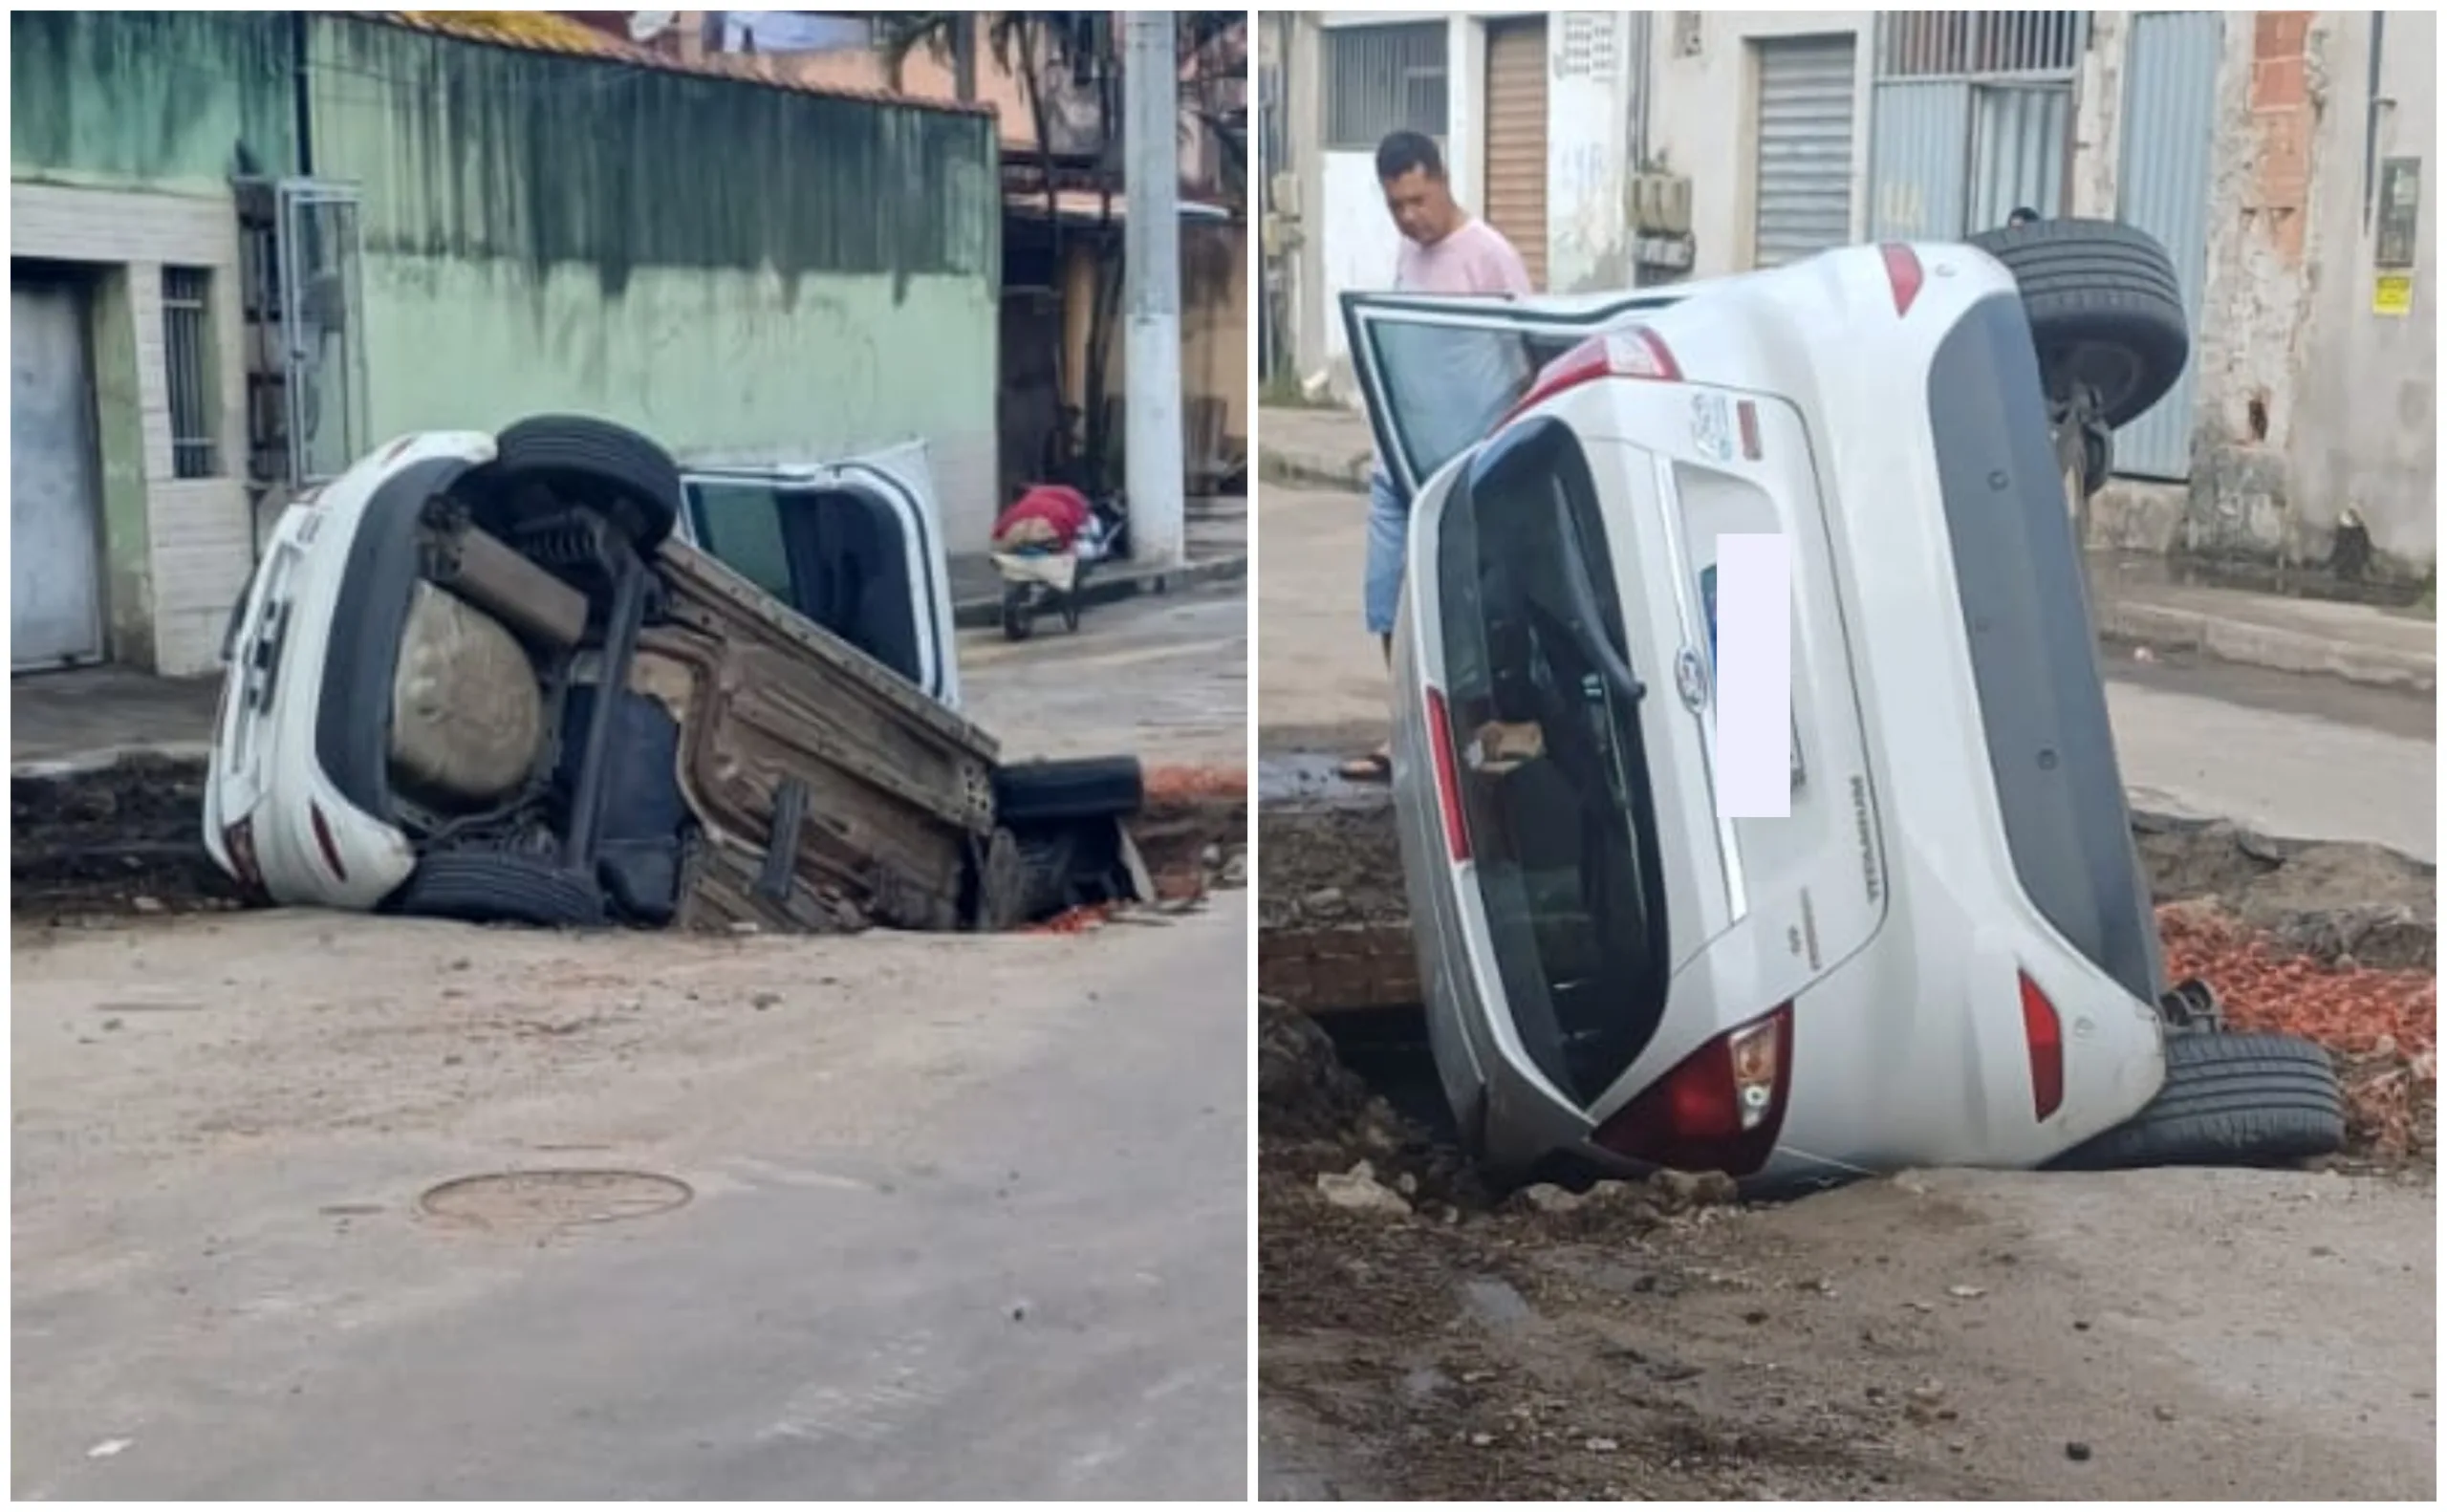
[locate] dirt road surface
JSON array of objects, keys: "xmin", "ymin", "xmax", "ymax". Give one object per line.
[
  {"xmin": 1254, "ymin": 483, "xmax": 2437, "ymax": 1500},
  {"xmin": 11, "ymin": 578, "xmax": 1252, "ymax": 1500}
]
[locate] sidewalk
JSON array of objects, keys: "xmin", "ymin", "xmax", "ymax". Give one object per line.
[
  {"xmin": 948, "ymin": 495, "xmax": 1247, "ymax": 629},
  {"xmin": 1257, "ymin": 403, "xmax": 2437, "ymax": 693}
]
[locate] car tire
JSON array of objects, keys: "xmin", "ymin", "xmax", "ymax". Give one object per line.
[
  {"xmin": 388, "ymin": 851, "xmax": 609, "ymax": 929},
  {"xmin": 2049, "ymin": 1030, "xmax": 2346, "ymax": 1172},
  {"xmin": 994, "ymin": 755, "xmax": 1146, "ymax": 824},
  {"xmin": 493, "ymin": 415, "xmax": 683, "ymax": 551},
  {"xmin": 1001, "ymin": 584, "xmax": 1035, "ymax": 642},
  {"xmin": 1965, "ymin": 218, "xmax": 2190, "ymax": 430}
]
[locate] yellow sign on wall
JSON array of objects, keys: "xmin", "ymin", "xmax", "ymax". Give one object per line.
[{"xmin": 2372, "ymin": 272, "xmax": 2415, "ymax": 316}]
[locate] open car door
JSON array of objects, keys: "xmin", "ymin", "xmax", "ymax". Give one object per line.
[{"xmin": 678, "ymin": 439, "xmax": 961, "ymax": 710}]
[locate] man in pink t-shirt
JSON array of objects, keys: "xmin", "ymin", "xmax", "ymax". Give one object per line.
[{"xmin": 1344, "ymin": 130, "xmax": 1535, "ymax": 783}]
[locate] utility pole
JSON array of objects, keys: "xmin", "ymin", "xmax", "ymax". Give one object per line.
[{"xmin": 1122, "ymin": 9, "xmax": 1186, "ymax": 567}]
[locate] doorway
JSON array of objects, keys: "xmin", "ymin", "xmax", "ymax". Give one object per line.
[{"xmin": 11, "ymin": 269, "xmax": 108, "ymax": 671}]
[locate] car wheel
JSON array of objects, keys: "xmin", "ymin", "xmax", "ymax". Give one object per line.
[
  {"xmin": 388, "ymin": 851, "xmax": 609, "ymax": 929},
  {"xmin": 994, "ymin": 755, "xmax": 1146, "ymax": 824},
  {"xmin": 492, "ymin": 415, "xmax": 683, "ymax": 550},
  {"xmin": 1965, "ymin": 218, "xmax": 2190, "ymax": 430},
  {"xmin": 2048, "ymin": 1031, "xmax": 2346, "ymax": 1172},
  {"xmin": 1001, "ymin": 584, "xmax": 1035, "ymax": 642}
]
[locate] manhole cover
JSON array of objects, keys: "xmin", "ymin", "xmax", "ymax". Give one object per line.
[{"xmin": 419, "ymin": 1169, "xmax": 693, "ymax": 1232}]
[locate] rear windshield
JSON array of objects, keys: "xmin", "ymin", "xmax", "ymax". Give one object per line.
[{"xmin": 1433, "ymin": 421, "xmax": 1673, "ymax": 1107}]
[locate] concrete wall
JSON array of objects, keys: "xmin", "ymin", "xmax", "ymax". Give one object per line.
[
  {"xmin": 1289, "ymin": 10, "xmax": 1879, "ymax": 391},
  {"xmin": 1643, "ymin": 10, "xmax": 1874, "ymax": 278},
  {"xmin": 304, "ymin": 17, "xmax": 1004, "ymax": 551},
  {"xmin": 1546, "ymin": 14, "xmax": 1639, "ymax": 295},
  {"xmin": 2284, "ymin": 11, "xmax": 2436, "ymax": 577}
]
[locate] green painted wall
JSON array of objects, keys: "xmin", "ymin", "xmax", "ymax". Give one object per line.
[
  {"xmin": 304, "ymin": 18, "xmax": 1005, "ymax": 546},
  {"xmin": 10, "ymin": 11, "xmax": 296, "ymax": 192}
]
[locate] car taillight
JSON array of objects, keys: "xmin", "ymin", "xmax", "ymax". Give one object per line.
[
  {"xmin": 2019, "ymin": 972, "xmax": 2065, "ymax": 1121},
  {"xmin": 309, "ymin": 803, "xmax": 350, "ymax": 883},
  {"xmin": 1592, "ymin": 1004, "xmax": 1793, "ymax": 1177},
  {"xmin": 1880, "ymin": 244, "xmax": 1924, "ymax": 316},
  {"xmin": 222, "ymin": 818, "xmax": 262, "ymax": 891},
  {"xmin": 1421, "ymin": 684, "xmax": 1471, "ymax": 863},
  {"xmin": 1503, "ymin": 326, "xmax": 1682, "ymax": 423}
]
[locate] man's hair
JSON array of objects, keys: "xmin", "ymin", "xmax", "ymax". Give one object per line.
[
  {"xmin": 1375, "ymin": 130, "xmax": 1444, "ymax": 184},
  {"xmin": 2007, "ymin": 205, "xmax": 2040, "ymax": 227}
]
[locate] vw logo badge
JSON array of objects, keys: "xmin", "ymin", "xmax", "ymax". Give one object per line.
[{"xmin": 1674, "ymin": 647, "xmax": 1708, "ymax": 710}]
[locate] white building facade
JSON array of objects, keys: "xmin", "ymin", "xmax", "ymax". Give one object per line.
[{"xmin": 1269, "ymin": 10, "xmax": 2434, "ymax": 579}]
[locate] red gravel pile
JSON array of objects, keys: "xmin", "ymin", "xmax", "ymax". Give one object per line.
[{"xmin": 2160, "ymin": 904, "xmax": 2438, "ymax": 1159}]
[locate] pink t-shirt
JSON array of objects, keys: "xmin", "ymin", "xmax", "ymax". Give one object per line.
[
  {"xmin": 1396, "ymin": 217, "xmax": 1534, "ymax": 296},
  {"xmin": 1374, "ymin": 218, "xmax": 1536, "ymax": 479}
]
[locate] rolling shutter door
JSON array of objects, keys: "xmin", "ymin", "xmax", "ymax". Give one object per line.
[
  {"xmin": 1752, "ymin": 36, "xmax": 1858, "ymax": 267},
  {"xmin": 1483, "ymin": 18, "xmax": 1549, "ymax": 291}
]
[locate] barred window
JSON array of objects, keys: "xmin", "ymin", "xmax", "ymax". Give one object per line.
[
  {"xmin": 1874, "ymin": 11, "xmax": 2086, "ymax": 79},
  {"xmin": 162, "ymin": 267, "xmax": 218, "ymax": 479},
  {"xmin": 1325, "ymin": 22, "xmax": 1447, "ymax": 150}
]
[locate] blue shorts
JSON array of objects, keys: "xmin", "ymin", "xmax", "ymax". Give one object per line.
[{"xmin": 1363, "ymin": 468, "xmax": 1407, "ymax": 637}]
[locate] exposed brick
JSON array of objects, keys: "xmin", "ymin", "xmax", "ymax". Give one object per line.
[
  {"xmin": 2251, "ymin": 56, "xmax": 2308, "ymax": 110},
  {"xmin": 2254, "ymin": 11, "xmax": 2310, "ymax": 59}
]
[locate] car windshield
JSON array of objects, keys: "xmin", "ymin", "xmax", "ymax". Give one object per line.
[{"xmin": 1434, "ymin": 422, "xmax": 1672, "ymax": 1107}]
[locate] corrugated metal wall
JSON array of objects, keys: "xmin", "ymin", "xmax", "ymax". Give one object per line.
[
  {"xmin": 1967, "ymin": 86, "xmax": 2072, "ymax": 227},
  {"xmin": 1752, "ymin": 36, "xmax": 1859, "ymax": 267},
  {"xmin": 2114, "ymin": 11, "xmax": 2223, "ymax": 480},
  {"xmin": 1868, "ymin": 82, "xmax": 1970, "ymax": 239},
  {"xmin": 1483, "ymin": 17, "xmax": 1551, "ymax": 290},
  {"xmin": 1867, "ymin": 11, "xmax": 2082, "ymax": 243}
]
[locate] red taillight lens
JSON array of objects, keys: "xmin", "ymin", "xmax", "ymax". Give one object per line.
[
  {"xmin": 1592, "ymin": 1004, "xmax": 1794, "ymax": 1177},
  {"xmin": 2019, "ymin": 972, "xmax": 2065, "ymax": 1121},
  {"xmin": 1880, "ymin": 243, "xmax": 1924, "ymax": 315},
  {"xmin": 1502, "ymin": 326, "xmax": 1682, "ymax": 424},
  {"xmin": 1421, "ymin": 684, "xmax": 1471, "ymax": 863},
  {"xmin": 309, "ymin": 802, "xmax": 350, "ymax": 883},
  {"xmin": 222, "ymin": 818, "xmax": 262, "ymax": 891}
]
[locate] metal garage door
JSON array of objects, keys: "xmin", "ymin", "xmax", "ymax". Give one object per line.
[
  {"xmin": 1752, "ymin": 36, "xmax": 1859, "ymax": 267},
  {"xmin": 11, "ymin": 276, "xmax": 107, "ymax": 671},
  {"xmin": 1483, "ymin": 17, "xmax": 1549, "ymax": 291},
  {"xmin": 2114, "ymin": 11, "xmax": 2222, "ymax": 480}
]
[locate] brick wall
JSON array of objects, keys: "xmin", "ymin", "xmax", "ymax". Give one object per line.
[{"xmin": 2248, "ymin": 11, "xmax": 2315, "ymax": 267}]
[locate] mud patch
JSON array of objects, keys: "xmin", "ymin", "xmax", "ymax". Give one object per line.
[
  {"xmin": 1258, "ymin": 1002, "xmax": 1990, "ymax": 1500},
  {"xmin": 11, "ymin": 756, "xmax": 242, "ymax": 920},
  {"xmin": 2133, "ymin": 811, "xmax": 2436, "ymax": 970}
]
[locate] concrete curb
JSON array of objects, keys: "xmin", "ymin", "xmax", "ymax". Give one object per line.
[
  {"xmin": 1257, "ymin": 446, "xmax": 1371, "ymax": 494},
  {"xmin": 950, "ymin": 551, "xmax": 1249, "ymax": 632},
  {"xmin": 11, "ymin": 743, "xmax": 213, "ymax": 783},
  {"xmin": 2093, "ymin": 599, "xmax": 2436, "ymax": 694}
]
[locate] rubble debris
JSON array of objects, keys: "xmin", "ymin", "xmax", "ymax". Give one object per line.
[
  {"xmin": 1317, "ymin": 1161, "xmax": 1413, "ymax": 1216},
  {"xmin": 2159, "ymin": 904, "xmax": 2437, "ymax": 1159}
]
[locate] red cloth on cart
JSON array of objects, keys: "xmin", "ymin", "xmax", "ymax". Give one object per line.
[{"xmin": 992, "ymin": 485, "xmax": 1094, "ymax": 552}]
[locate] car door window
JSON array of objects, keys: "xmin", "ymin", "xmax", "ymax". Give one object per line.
[
  {"xmin": 1343, "ymin": 292, "xmax": 1684, "ymax": 498},
  {"xmin": 689, "ymin": 482, "xmax": 793, "ymax": 602},
  {"xmin": 1371, "ymin": 320, "xmax": 1538, "ymax": 486},
  {"xmin": 1435, "ymin": 422, "xmax": 1673, "ymax": 1107}
]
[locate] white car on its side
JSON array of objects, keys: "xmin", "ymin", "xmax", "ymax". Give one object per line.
[
  {"xmin": 199, "ymin": 416, "xmax": 1090, "ymax": 936},
  {"xmin": 1352, "ymin": 221, "xmax": 2344, "ymax": 1191}
]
